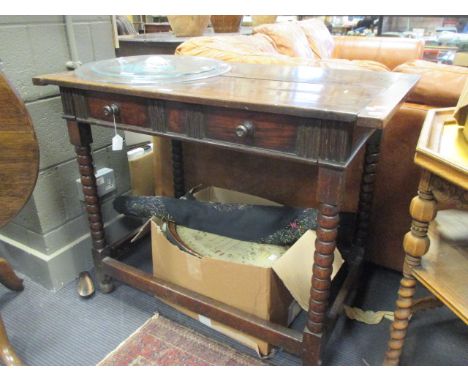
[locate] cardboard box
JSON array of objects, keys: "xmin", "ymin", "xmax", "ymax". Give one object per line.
[{"xmin": 151, "ymin": 187, "xmax": 343, "ymax": 356}]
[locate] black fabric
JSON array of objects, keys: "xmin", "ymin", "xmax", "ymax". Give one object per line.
[{"xmin": 113, "ymin": 195, "xmax": 319, "ymax": 246}]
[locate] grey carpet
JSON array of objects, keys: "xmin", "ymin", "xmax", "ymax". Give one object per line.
[{"xmin": 1, "ymin": 238, "xmax": 467, "ymax": 366}]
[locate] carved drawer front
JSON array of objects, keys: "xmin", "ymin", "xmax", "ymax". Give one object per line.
[
  {"xmin": 166, "ymin": 103, "xmax": 299, "ymax": 154},
  {"xmin": 85, "ymin": 93, "xmax": 150, "ymax": 128},
  {"xmin": 72, "ymin": 93, "xmax": 355, "ymax": 163}
]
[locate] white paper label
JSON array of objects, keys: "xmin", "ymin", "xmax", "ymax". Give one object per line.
[
  {"xmin": 198, "ymin": 315, "xmax": 212, "ymax": 327},
  {"xmin": 112, "ymin": 134, "xmax": 123, "ymax": 151}
]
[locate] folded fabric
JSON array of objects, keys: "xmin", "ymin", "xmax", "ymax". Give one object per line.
[
  {"xmin": 113, "ymin": 195, "xmax": 318, "ymax": 246},
  {"xmin": 344, "ymin": 305, "xmax": 394, "ymax": 324}
]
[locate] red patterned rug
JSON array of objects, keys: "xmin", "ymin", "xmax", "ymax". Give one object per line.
[{"xmin": 98, "ymin": 313, "xmax": 267, "ymax": 366}]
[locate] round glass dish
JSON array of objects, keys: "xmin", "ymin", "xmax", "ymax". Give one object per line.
[{"xmin": 75, "ymin": 55, "xmax": 231, "ymax": 86}]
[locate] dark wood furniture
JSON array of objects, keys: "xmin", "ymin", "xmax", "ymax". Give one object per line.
[
  {"xmin": 0, "ymin": 71, "xmax": 40, "ymax": 366},
  {"xmin": 384, "ymin": 108, "xmax": 468, "ymax": 365},
  {"xmin": 33, "ymin": 63, "xmax": 418, "ymax": 365},
  {"xmin": 0, "ymin": 259, "xmax": 24, "ymax": 366},
  {"xmin": 144, "ymin": 22, "xmax": 172, "ymax": 34},
  {"xmin": 117, "ymin": 27, "xmax": 252, "ymax": 56}
]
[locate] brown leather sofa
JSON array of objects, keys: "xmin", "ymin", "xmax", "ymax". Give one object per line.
[{"xmin": 153, "ymin": 19, "xmax": 468, "ymax": 271}]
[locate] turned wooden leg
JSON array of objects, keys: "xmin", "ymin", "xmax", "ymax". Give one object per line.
[
  {"xmin": 0, "ymin": 258, "xmax": 24, "ymax": 292},
  {"xmin": 383, "ymin": 171, "xmax": 436, "ymax": 365},
  {"xmin": 171, "ymin": 139, "xmax": 186, "ymax": 198},
  {"xmin": 354, "ymin": 130, "xmax": 381, "ymax": 250},
  {"xmin": 325, "ymin": 133, "xmax": 382, "ymax": 330},
  {"xmin": 302, "ymin": 167, "xmax": 344, "ymax": 366},
  {"xmin": 0, "ymin": 259, "xmax": 24, "ymax": 365},
  {"xmin": 0, "ymin": 313, "xmax": 23, "ymax": 366},
  {"xmin": 68, "ymin": 121, "xmax": 114, "ymax": 293}
]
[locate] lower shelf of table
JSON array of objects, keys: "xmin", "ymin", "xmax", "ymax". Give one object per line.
[
  {"xmin": 103, "ymin": 222, "xmax": 364, "ymax": 363},
  {"xmin": 102, "ymin": 246, "xmax": 362, "ymax": 360},
  {"xmin": 413, "ymin": 242, "xmax": 468, "ymax": 324},
  {"xmin": 102, "ymin": 256, "xmax": 304, "ymax": 355}
]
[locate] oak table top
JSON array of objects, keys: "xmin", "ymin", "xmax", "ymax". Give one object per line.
[
  {"xmin": 414, "ymin": 108, "xmax": 468, "ymax": 190},
  {"xmin": 33, "ymin": 63, "xmax": 419, "ymax": 130}
]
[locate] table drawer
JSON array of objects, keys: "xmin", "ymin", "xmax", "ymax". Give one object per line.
[
  {"xmin": 86, "ymin": 93, "xmax": 151, "ymax": 128},
  {"xmin": 78, "ymin": 93, "xmax": 350, "ymax": 162},
  {"xmin": 166, "ymin": 104, "xmax": 299, "ymax": 154}
]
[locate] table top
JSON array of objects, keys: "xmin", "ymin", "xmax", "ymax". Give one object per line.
[
  {"xmin": 33, "ymin": 62, "xmax": 418, "ymax": 129},
  {"xmin": 415, "ymin": 108, "xmax": 468, "ymax": 189},
  {"xmin": 0, "ymin": 71, "xmax": 39, "ymax": 228},
  {"xmin": 119, "ymin": 27, "xmax": 253, "ymax": 44}
]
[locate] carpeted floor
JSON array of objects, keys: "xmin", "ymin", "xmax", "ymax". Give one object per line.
[{"xmin": 1, "ymin": 237, "xmax": 467, "ymax": 366}]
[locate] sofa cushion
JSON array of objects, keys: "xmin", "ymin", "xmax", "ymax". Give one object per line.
[
  {"xmin": 332, "ymin": 36, "xmax": 424, "ymax": 70},
  {"xmin": 298, "ymin": 19, "xmax": 335, "ymax": 59},
  {"xmin": 253, "ymin": 22, "xmax": 315, "ymax": 59},
  {"xmin": 176, "ymin": 34, "xmax": 278, "ymax": 55},
  {"xmin": 175, "ymin": 34, "xmax": 317, "ymax": 66},
  {"xmin": 394, "ymin": 60, "xmax": 468, "ymax": 107},
  {"xmin": 175, "ymin": 34, "xmax": 395, "ymax": 73},
  {"xmin": 317, "ymin": 58, "xmax": 390, "ymax": 72}
]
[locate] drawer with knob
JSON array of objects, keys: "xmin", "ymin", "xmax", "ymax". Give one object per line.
[
  {"xmin": 74, "ymin": 92, "xmax": 353, "ymax": 163},
  {"xmin": 166, "ymin": 104, "xmax": 300, "ymax": 154},
  {"xmin": 205, "ymin": 110, "xmax": 299, "ymax": 153},
  {"xmin": 85, "ymin": 93, "xmax": 151, "ymax": 128}
]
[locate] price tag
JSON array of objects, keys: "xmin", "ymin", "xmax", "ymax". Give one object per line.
[
  {"xmin": 112, "ymin": 134, "xmax": 124, "ymax": 151},
  {"xmin": 111, "ymin": 114, "xmax": 123, "ymax": 151}
]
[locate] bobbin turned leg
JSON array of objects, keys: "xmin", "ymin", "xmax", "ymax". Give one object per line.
[
  {"xmin": 67, "ymin": 121, "xmax": 114, "ymax": 294},
  {"xmin": 302, "ymin": 167, "xmax": 344, "ymax": 366},
  {"xmin": 354, "ymin": 130, "xmax": 381, "ymax": 250},
  {"xmin": 171, "ymin": 139, "xmax": 186, "ymax": 198},
  {"xmin": 383, "ymin": 171, "xmax": 436, "ymax": 365}
]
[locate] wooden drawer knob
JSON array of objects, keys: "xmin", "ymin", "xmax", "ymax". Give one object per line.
[
  {"xmin": 103, "ymin": 103, "xmax": 120, "ymax": 117},
  {"xmin": 235, "ymin": 121, "xmax": 254, "ymax": 138}
]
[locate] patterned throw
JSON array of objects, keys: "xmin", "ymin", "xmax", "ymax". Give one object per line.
[
  {"xmin": 113, "ymin": 195, "xmax": 318, "ymax": 246},
  {"xmin": 98, "ymin": 314, "xmax": 267, "ymax": 366}
]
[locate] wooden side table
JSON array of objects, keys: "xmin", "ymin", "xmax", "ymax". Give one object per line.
[
  {"xmin": 33, "ymin": 62, "xmax": 418, "ymax": 365},
  {"xmin": 384, "ymin": 108, "xmax": 468, "ymax": 365}
]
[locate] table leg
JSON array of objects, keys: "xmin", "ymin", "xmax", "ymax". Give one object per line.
[
  {"xmin": 383, "ymin": 171, "xmax": 436, "ymax": 365},
  {"xmin": 0, "ymin": 313, "xmax": 23, "ymax": 366},
  {"xmin": 355, "ymin": 130, "xmax": 381, "ymax": 249},
  {"xmin": 171, "ymin": 139, "xmax": 186, "ymax": 198},
  {"xmin": 302, "ymin": 167, "xmax": 344, "ymax": 365},
  {"xmin": 0, "ymin": 258, "xmax": 24, "ymax": 365},
  {"xmin": 0, "ymin": 258, "xmax": 24, "ymax": 292},
  {"xmin": 67, "ymin": 121, "xmax": 114, "ymax": 293}
]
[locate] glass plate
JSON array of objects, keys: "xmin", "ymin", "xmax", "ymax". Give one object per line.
[{"xmin": 75, "ymin": 55, "xmax": 231, "ymax": 85}]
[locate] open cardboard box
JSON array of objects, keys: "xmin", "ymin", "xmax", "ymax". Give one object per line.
[{"xmin": 151, "ymin": 187, "xmax": 344, "ymax": 356}]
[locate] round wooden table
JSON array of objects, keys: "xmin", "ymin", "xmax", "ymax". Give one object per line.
[{"xmin": 0, "ymin": 70, "xmax": 39, "ymax": 365}]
